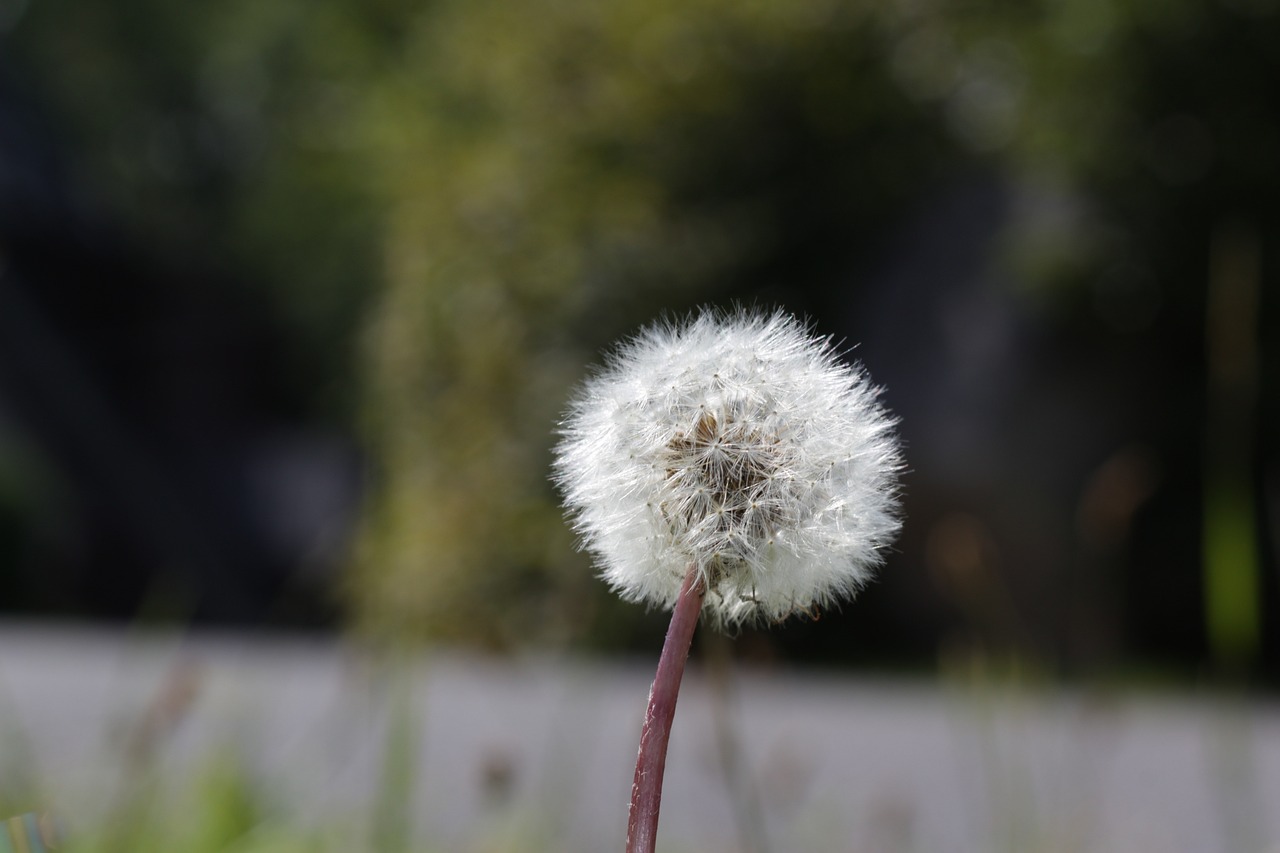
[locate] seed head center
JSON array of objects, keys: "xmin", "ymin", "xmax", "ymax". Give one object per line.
[{"xmin": 663, "ymin": 410, "xmax": 783, "ymax": 572}]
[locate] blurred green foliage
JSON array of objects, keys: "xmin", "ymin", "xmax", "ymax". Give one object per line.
[
  {"xmin": 8, "ymin": 0, "xmax": 1277, "ymax": 659},
  {"xmin": 345, "ymin": 0, "xmax": 955, "ymax": 644},
  {"xmin": 54, "ymin": 747, "xmax": 409, "ymax": 853}
]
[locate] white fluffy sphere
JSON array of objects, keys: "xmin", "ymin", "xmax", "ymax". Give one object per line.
[{"xmin": 553, "ymin": 308, "xmax": 902, "ymax": 628}]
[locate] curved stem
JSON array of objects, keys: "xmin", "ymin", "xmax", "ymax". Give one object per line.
[{"xmin": 625, "ymin": 564, "xmax": 705, "ymax": 853}]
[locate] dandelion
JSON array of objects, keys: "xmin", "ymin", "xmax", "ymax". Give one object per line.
[
  {"xmin": 555, "ymin": 308, "xmax": 902, "ymax": 626},
  {"xmin": 553, "ymin": 307, "xmax": 902, "ymax": 853}
]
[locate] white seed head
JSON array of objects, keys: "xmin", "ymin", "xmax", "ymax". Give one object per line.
[{"xmin": 553, "ymin": 308, "xmax": 903, "ymax": 629}]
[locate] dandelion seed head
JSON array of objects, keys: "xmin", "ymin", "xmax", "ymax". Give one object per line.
[{"xmin": 553, "ymin": 307, "xmax": 903, "ymax": 628}]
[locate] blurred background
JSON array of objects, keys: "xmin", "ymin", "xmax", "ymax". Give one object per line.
[
  {"xmin": 3, "ymin": 0, "xmax": 1275, "ymax": 677},
  {"xmin": 0, "ymin": 0, "xmax": 1278, "ymax": 847}
]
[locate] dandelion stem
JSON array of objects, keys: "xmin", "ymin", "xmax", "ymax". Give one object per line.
[{"xmin": 626, "ymin": 563, "xmax": 705, "ymax": 853}]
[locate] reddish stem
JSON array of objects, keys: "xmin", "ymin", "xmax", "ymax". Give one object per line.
[{"xmin": 625, "ymin": 564, "xmax": 706, "ymax": 853}]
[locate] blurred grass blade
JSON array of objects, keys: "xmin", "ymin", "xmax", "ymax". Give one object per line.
[
  {"xmin": 1203, "ymin": 221, "xmax": 1261, "ymax": 669},
  {"xmin": 1, "ymin": 813, "xmax": 58, "ymax": 853}
]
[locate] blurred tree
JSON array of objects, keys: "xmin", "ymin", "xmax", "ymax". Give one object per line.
[
  {"xmin": 5, "ymin": 0, "xmax": 957, "ymax": 644},
  {"xmin": 7, "ymin": 0, "xmax": 1276, "ymax": 674},
  {"xmin": 1, "ymin": 0, "xmax": 378, "ymax": 623},
  {"xmin": 877, "ymin": 0, "xmax": 1280, "ymax": 674},
  {"xmin": 5, "ymin": 0, "xmax": 385, "ymax": 417},
  {"xmin": 347, "ymin": 0, "xmax": 956, "ymax": 644}
]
